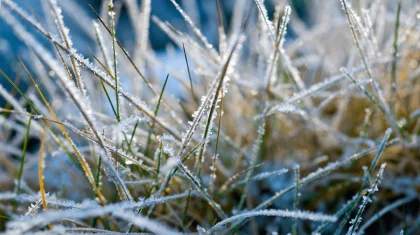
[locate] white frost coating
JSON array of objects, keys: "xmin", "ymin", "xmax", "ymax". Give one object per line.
[
  {"xmin": 266, "ymin": 57, "xmax": 392, "ymax": 117},
  {"xmin": 151, "ymin": 16, "xmax": 218, "ymax": 68},
  {"xmin": 278, "ymin": 5, "xmax": 291, "ymax": 48},
  {"xmin": 256, "ymin": 103, "xmax": 302, "ymax": 120},
  {"xmin": 2, "ymin": 0, "xmax": 118, "ymax": 98},
  {"xmin": 177, "ymin": 162, "xmax": 227, "ymax": 218},
  {"xmin": 237, "ymin": 106, "xmax": 268, "ymax": 209},
  {"xmin": 178, "ymin": 35, "xmax": 244, "ymax": 165},
  {"xmin": 340, "ymin": 0, "xmax": 368, "ymax": 38},
  {"xmin": 0, "ymin": 8, "xmax": 131, "ymax": 201},
  {"xmin": 358, "ymin": 196, "xmax": 414, "ymax": 234},
  {"xmin": 47, "ymin": 0, "xmax": 72, "ymax": 48},
  {"xmin": 113, "ymin": 210, "xmax": 180, "ymax": 235},
  {"xmin": 1, "ymin": 0, "xmax": 50, "ymax": 36},
  {"xmin": 231, "ymin": 169, "xmax": 289, "ymax": 189},
  {"xmin": 169, "ymin": 0, "xmax": 219, "ymax": 58},
  {"xmin": 253, "ymin": 137, "xmax": 398, "ymax": 214},
  {"xmin": 267, "ymin": 74, "xmax": 346, "ymax": 116},
  {"xmin": 69, "ymin": 48, "xmax": 118, "ymax": 88},
  {"xmin": 346, "ymin": 163, "xmax": 387, "ymax": 235},
  {"xmin": 265, "ymin": 5, "xmax": 291, "ymax": 87},
  {"xmin": 195, "ymin": 34, "xmax": 245, "ymax": 176},
  {"xmin": 25, "ymin": 198, "xmax": 43, "ymax": 216},
  {"xmin": 47, "ymin": 0, "xmax": 89, "ymax": 100},
  {"xmin": 93, "ymin": 21, "xmax": 113, "ymax": 70},
  {"xmin": 6, "ymin": 191, "xmax": 192, "ymax": 232},
  {"xmin": 0, "ymin": 84, "xmax": 25, "ymax": 112},
  {"xmin": 160, "ymin": 156, "xmax": 179, "ymax": 176},
  {"xmin": 134, "ymin": 0, "xmax": 151, "ymax": 64},
  {"xmin": 207, "ymin": 209, "xmax": 337, "ymax": 233},
  {"xmin": 0, "ymin": 192, "xmax": 15, "ymax": 201},
  {"xmin": 254, "ymin": 0, "xmax": 275, "ymax": 40},
  {"xmin": 105, "ymin": 115, "xmax": 147, "ymax": 136}
]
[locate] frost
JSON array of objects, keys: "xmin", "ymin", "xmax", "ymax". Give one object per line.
[
  {"xmin": 231, "ymin": 169, "xmax": 289, "ymax": 189},
  {"xmin": 254, "ymin": 0, "xmax": 275, "ymax": 40},
  {"xmin": 0, "ymin": 192, "xmax": 16, "ymax": 201},
  {"xmin": 93, "ymin": 21, "xmax": 113, "ymax": 70},
  {"xmin": 346, "ymin": 163, "xmax": 387, "ymax": 235},
  {"xmin": 160, "ymin": 157, "xmax": 179, "ymax": 176},
  {"xmin": 208, "ymin": 209, "xmax": 337, "ymax": 234},
  {"xmin": 0, "ymin": 0, "xmax": 415, "ymax": 233},
  {"xmin": 169, "ymin": 0, "xmax": 218, "ymax": 57},
  {"xmin": 113, "ymin": 210, "xmax": 180, "ymax": 235},
  {"xmin": 7, "ymin": 191, "xmax": 192, "ymax": 232},
  {"xmin": 0, "ymin": 8, "xmax": 129, "ymax": 199}
]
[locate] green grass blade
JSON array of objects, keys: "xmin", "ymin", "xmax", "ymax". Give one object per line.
[
  {"xmin": 0, "ymin": 69, "xmax": 39, "ymax": 115},
  {"xmin": 108, "ymin": 0, "xmax": 120, "ymax": 122},
  {"xmin": 13, "ymin": 115, "xmax": 33, "ymax": 211},
  {"xmin": 145, "ymin": 74, "xmax": 169, "ymax": 156}
]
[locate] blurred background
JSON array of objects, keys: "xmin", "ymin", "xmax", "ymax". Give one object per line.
[{"xmin": 0, "ymin": 0, "xmax": 310, "ymax": 94}]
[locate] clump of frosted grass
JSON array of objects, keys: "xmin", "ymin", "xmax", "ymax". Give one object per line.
[{"xmin": 0, "ymin": 0, "xmax": 419, "ymax": 234}]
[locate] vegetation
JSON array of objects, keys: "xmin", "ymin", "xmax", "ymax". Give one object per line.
[{"xmin": 0, "ymin": 0, "xmax": 419, "ymax": 234}]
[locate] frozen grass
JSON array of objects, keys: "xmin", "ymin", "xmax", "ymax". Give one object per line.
[{"xmin": 0, "ymin": 0, "xmax": 419, "ymax": 234}]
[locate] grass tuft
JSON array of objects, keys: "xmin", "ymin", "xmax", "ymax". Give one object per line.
[{"xmin": 0, "ymin": 0, "xmax": 418, "ymax": 234}]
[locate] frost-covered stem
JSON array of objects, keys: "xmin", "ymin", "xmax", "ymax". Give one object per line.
[
  {"xmin": 216, "ymin": 0, "xmax": 227, "ymax": 58},
  {"xmin": 196, "ymin": 35, "xmax": 243, "ymax": 178},
  {"xmin": 207, "ymin": 209, "xmax": 337, "ymax": 234},
  {"xmin": 93, "ymin": 21, "xmax": 112, "ymax": 71},
  {"xmin": 145, "ymin": 143, "xmax": 203, "ymax": 221},
  {"xmin": 341, "ymin": 4, "xmax": 400, "ymax": 142},
  {"xmin": 108, "ymin": 0, "xmax": 120, "ymax": 122},
  {"xmin": 341, "ymin": 0, "xmax": 374, "ymax": 77},
  {"xmin": 1, "ymin": 0, "xmax": 178, "ymax": 139},
  {"xmin": 254, "ymin": 0, "xmax": 275, "ymax": 41},
  {"xmin": 237, "ymin": 107, "xmax": 267, "ymax": 211},
  {"xmin": 315, "ymin": 194, "xmax": 360, "ymax": 234},
  {"xmin": 391, "ymin": 2, "xmax": 401, "ymax": 105},
  {"xmin": 314, "ymin": 128, "xmax": 391, "ymax": 234},
  {"xmin": 195, "ymin": 82, "xmax": 223, "ymax": 177},
  {"xmin": 227, "ymin": 169, "xmax": 289, "ymax": 191},
  {"xmin": 266, "ymin": 5, "xmax": 291, "ymax": 93},
  {"xmin": 347, "ymin": 163, "xmax": 387, "ymax": 235},
  {"xmin": 177, "ymin": 162, "xmax": 227, "ymax": 219},
  {"xmin": 341, "ymin": 1, "xmax": 403, "ymax": 143},
  {"xmin": 292, "ymin": 165, "xmax": 300, "ymax": 235},
  {"xmin": 357, "ymin": 196, "xmax": 414, "ymax": 234},
  {"xmin": 210, "ymin": 93, "xmax": 224, "ymax": 196},
  {"xmin": 89, "ymin": 4, "xmax": 158, "ymax": 96},
  {"xmin": 113, "ymin": 210, "xmax": 180, "ymax": 235},
  {"xmin": 134, "ymin": 0, "xmax": 150, "ymax": 67},
  {"xmin": 177, "ymin": 38, "xmax": 240, "ymax": 164},
  {"xmin": 7, "ymin": 192, "xmax": 191, "ymax": 232},
  {"xmin": 46, "ymin": 0, "xmax": 83, "ymax": 91},
  {"xmin": 341, "ymin": 68, "xmax": 404, "ymax": 143},
  {"xmin": 38, "ymin": 127, "xmax": 48, "ymax": 212},
  {"xmin": 227, "ymin": 137, "xmax": 399, "ymax": 232},
  {"xmin": 267, "ymin": 57, "xmax": 393, "ymax": 116},
  {"xmin": 38, "ymin": 127, "xmax": 51, "ymax": 230},
  {"xmin": 53, "ymin": 45, "xmax": 132, "ymax": 201},
  {"xmin": 1, "ymin": 8, "xmax": 107, "ymax": 205},
  {"xmin": 169, "ymin": 0, "xmax": 219, "ymax": 59}
]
